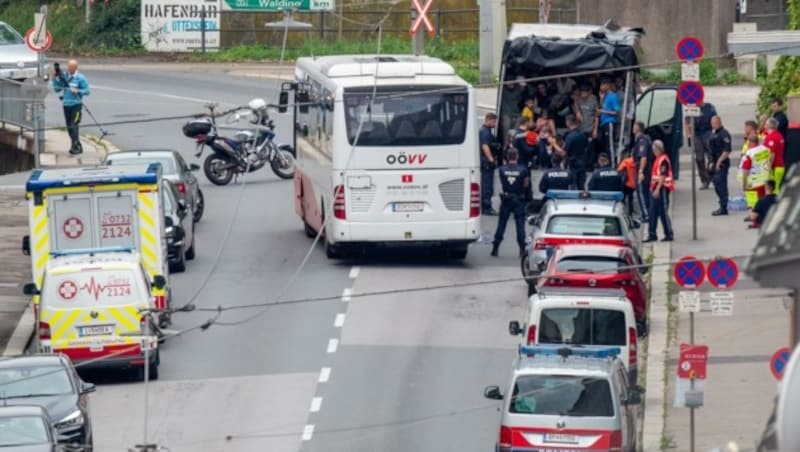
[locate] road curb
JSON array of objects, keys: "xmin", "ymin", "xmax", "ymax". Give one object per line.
[{"xmin": 2, "ymin": 302, "xmax": 34, "ymax": 356}]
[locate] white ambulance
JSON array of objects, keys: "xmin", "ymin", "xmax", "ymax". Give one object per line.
[{"xmin": 22, "ymin": 164, "xmax": 172, "ymax": 326}]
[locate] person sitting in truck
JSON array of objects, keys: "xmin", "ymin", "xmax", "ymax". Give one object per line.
[
  {"xmin": 521, "ymin": 98, "xmax": 535, "ymax": 121},
  {"xmin": 512, "ymin": 117, "xmax": 538, "ymax": 168}
]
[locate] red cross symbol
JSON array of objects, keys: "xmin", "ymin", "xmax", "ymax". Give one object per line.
[
  {"xmin": 58, "ymin": 280, "xmax": 78, "ymax": 300},
  {"xmin": 410, "ymin": 0, "xmax": 435, "ymax": 36},
  {"xmin": 62, "ymin": 217, "xmax": 84, "ymax": 240}
]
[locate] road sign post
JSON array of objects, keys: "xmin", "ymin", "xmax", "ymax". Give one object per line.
[{"xmin": 676, "ymin": 35, "xmax": 704, "ymax": 241}]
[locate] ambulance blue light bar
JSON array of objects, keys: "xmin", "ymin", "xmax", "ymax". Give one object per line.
[
  {"xmin": 546, "ymin": 190, "xmax": 624, "ymax": 202},
  {"xmin": 519, "ymin": 345, "xmax": 621, "ymax": 359},
  {"xmin": 26, "ymin": 163, "xmax": 161, "ymax": 192},
  {"xmin": 50, "ymin": 246, "xmax": 134, "ymax": 257}
]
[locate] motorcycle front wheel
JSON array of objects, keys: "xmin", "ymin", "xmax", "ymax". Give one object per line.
[
  {"xmin": 270, "ymin": 148, "xmax": 296, "ymax": 180},
  {"xmin": 204, "ymin": 154, "xmax": 235, "ymax": 186}
]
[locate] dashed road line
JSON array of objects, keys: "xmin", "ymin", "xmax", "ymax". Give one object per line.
[
  {"xmin": 309, "ymin": 397, "xmax": 323, "ymax": 413},
  {"xmin": 341, "ymin": 288, "xmax": 352, "ymax": 302},
  {"xmin": 326, "ymin": 338, "xmax": 339, "ymax": 354},
  {"xmin": 349, "ymin": 266, "xmax": 361, "ymax": 279},
  {"xmin": 334, "ymin": 313, "xmax": 346, "ymax": 328},
  {"xmin": 318, "ymin": 367, "xmax": 331, "ymax": 383},
  {"xmin": 302, "ymin": 424, "xmax": 315, "ymax": 441}
]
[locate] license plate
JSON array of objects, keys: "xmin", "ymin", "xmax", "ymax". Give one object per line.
[
  {"xmin": 79, "ymin": 325, "xmax": 114, "ymax": 337},
  {"xmin": 393, "ymin": 202, "xmax": 424, "ymax": 213},
  {"xmin": 543, "ymin": 433, "xmax": 579, "ymax": 444}
]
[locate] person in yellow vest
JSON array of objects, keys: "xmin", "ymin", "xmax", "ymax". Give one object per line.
[
  {"xmin": 644, "ymin": 140, "xmax": 674, "ymax": 243},
  {"xmin": 741, "ymin": 120, "xmax": 758, "ymax": 153},
  {"xmin": 739, "ymin": 135, "xmax": 772, "ymax": 209}
]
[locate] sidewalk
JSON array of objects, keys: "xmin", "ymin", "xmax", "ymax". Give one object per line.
[{"xmin": 0, "ymin": 128, "xmax": 114, "ymax": 355}]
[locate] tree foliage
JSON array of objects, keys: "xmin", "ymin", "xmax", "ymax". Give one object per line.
[{"xmin": 757, "ymin": 0, "xmax": 800, "ymax": 113}]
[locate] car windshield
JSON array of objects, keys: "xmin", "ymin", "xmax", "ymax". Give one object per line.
[
  {"xmin": 0, "ymin": 415, "xmax": 49, "ymax": 446},
  {"xmin": 0, "ymin": 365, "xmax": 73, "ymax": 398},
  {"xmin": 556, "ymin": 256, "xmax": 627, "ymax": 273},
  {"xmin": 546, "ymin": 215, "xmax": 622, "ymax": 236},
  {"xmin": 42, "ymin": 268, "xmax": 144, "ymax": 308},
  {"xmin": 510, "ymin": 375, "xmax": 614, "ymax": 417},
  {"xmin": 343, "ymin": 86, "xmax": 468, "ymax": 146},
  {"xmin": 106, "ymin": 154, "xmax": 177, "ymax": 174},
  {"xmin": 538, "ymin": 308, "xmax": 626, "ymax": 346},
  {"xmin": 0, "ymin": 24, "xmax": 24, "ymax": 46}
]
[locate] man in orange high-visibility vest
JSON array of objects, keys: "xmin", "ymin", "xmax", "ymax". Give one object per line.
[{"xmin": 644, "ymin": 140, "xmax": 674, "ymax": 243}]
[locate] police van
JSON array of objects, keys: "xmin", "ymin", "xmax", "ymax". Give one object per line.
[
  {"xmin": 22, "ymin": 164, "xmax": 172, "ymax": 326},
  {"xmin": 23, "ymin": 249, "xmax": 164, "ymax": 380},
  {"xmin": 484, "ymin": 346, "xmax": 643, "ymax": 452}
]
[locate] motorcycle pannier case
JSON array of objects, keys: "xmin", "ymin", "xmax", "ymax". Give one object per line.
[{"xmin": 182, "ymin": 118, "xmax": 212, "ymax": 138}]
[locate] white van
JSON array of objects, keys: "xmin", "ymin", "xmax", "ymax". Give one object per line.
[{"xmin": 509, "ymin": 287, "xmax": 639, "ymax": 383}]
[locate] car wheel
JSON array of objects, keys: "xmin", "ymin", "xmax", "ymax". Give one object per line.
[
  {"xmin": 186, "ymin": 224, "xmax": 196, "ymax": 261},
  {"xmin": 194, "ymin": 189, "xmax": 205, "ymax": 222}
]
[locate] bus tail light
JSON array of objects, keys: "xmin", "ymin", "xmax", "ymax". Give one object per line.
[
  {"xmin": 526, "ymin": 325, "xmax": 536, "ymax": 345},
  {"xmin": 609, "ymin": 430, "xmax": 623, "ymax": 452},
  {"xmin": 469, "ymin": 183, "xmax": 480, "ymax": 218},
  {"xmin": 498, "ymin": 426, "xmax": 512, "ymax": 452},
  {"xmin": 154, "ymin": 294, "xmax": 166, "ymax": 311},
  {"xmin": 38, "ymin": 321, "xmax": 51, "ymax": 340},
  {"xmin": 333, "ymin": 185, "xmax": 346, "ymax": 220},
  {"xmin": 629, "ymin": 327, "xmax": 638, "ymax": 367}
]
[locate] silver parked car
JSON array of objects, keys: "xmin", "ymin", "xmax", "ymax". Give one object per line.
[
  {"xmin": 0, "ymin": 21, "xmax": 44, "ymax": 80},
  {"xmin": 105, "ymin": 149, "xmax": 205, "ymax": 222}
]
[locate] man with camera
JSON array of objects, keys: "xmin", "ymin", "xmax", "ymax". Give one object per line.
[{"xmin": 51, "ymin": 59, "xmax": 90, "ymax": 155}]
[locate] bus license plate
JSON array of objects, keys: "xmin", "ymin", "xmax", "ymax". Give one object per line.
[
  {"xmin": 79, "ymin": 325, "xmax": 114, "ymax": 337},
  {"xmin": 543, "ymin": 433, "xmax": 578, "ymax": 444},
  {"xmin": 393, "ymin": 202, "xmax": 424, "ymax": 213}
]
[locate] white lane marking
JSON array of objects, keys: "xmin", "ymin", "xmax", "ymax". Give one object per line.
[
  {"xmin": 309, "ymin": 397, "xmax": 323, "ymax": 413},
  {"xmin": 0, "ymin": 282, "xmax": 19, "ymax": 287},
  {"xmin": 302, "ymin": 424, "xmax": 315, "ymax": 441},
  {"xmin": 326, "ymin": 338, "xmax": 339, "ymax": 353},
  {"xmin": 341, "ymin": 288, "xmax": 352, "ymax": 302},
  {"xmin": 334, "ymin": 313, "xmax": 346, "ymax": 328},
  {"xmin": 318, "ymin": 367, "xmax": 331, "ymax": 383},
  {"xmin": 91, "ymin": 84, "xmax": 236, "ymax": 106},
  {"xmin": 349, "ymin": 266, "xmax": 360, "ymax": 279}
]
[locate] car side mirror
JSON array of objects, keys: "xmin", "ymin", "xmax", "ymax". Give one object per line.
[
  {"xmin": 80, "ymin": 381, "xmax": 96, "ymax": 394},
  {"xmin": 527, "ymin": 215, "xmax": 541, "ymax": 227},
  {"xmin": 278, "ymin": 91, "xmax": 289, "ymax": 113},
  {"xmin": 508, "ymin": 321, "xmax": 523, "ymax": 336},
  {"xmin": 164, "ymin": 216, "xmax": 174, "ymax": 228},
  {"xmin": 23, "ymin": 282, "xmax": 40, "ymax": 296},
  {"xmin": 152, "ymin": 275, "xmax": 167, "ymax": 290},
  {"xmin": 22, "ymin": 235, "xmax": 30, "ymax": 256},
  {"xmin": 297, "ymin": 91, "xmax": 309, "ymax": 114},
  {"xmin": 177, "ymin": 198, "xmax": 188, "ymax": 212},
  {"xmin": 627, "ymin": 390, "xmax": 642, "ymax": 405},
  {"xmin": 484, "ymin": 385, "xmax": 504, "ymax": 400},
  {"xmin": 632, "ymin": 219, "xmax": 641, "ymax": 229},
  {"xmin": 189, "ymin": 163, "xmax": 200, "ymax": 172},
  {"xmin": 537, "ymin": 261, "xmax": 546, "ymax": 272}
]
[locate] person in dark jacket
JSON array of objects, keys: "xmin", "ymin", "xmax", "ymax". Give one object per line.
[
  {"xmin": 539, "ymin": 153, "xmax": 576, "ymax": 194},
  {"xmin": 588, "ymin": 153, "xmax": 624, "ymax": 192},
  {"xmin": 491, "ymin": 148, "xmax": 530, "ymax": 258}
]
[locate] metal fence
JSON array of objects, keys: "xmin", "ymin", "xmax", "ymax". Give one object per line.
[
  {"xmin": 209, "ymin": 6, "xmax": 577, "ymax": 50},
  {"xmin": 0, "ymin": 78, "xmax": 34, "ymax": 130}
]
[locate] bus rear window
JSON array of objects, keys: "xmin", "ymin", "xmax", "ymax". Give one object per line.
[
  {"xmin": 546, "ymin": 215, "xmax": 622, "ymax": 236},
  {"xmin": 344, "ymin": 86, "xmax": 468, "ymax": 147},
  {"xmin": 538, "ymin": 308, "xmax": 626, "ymax": 346},
  {"xmin": 43, "ymin": 269, "xmax": 145, "ymax": 307}
]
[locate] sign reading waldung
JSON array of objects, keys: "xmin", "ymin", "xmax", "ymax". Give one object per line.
[{"xmin": 141, "ymin": 0, "xmax": 221, "ymax": 52}]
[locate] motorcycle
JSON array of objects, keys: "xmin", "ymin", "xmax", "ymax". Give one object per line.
[{"xmin": 182, "ymin": 99, "xmax": 295, "ymax": 186}]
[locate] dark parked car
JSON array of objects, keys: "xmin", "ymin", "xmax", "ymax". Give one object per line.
[
  {"xmin": 163, "ymin": 179, "xmax": 195, "ymax": 272},
  {"xmin": 0, "ymin": 355, "xmax": 94, "ymax": 451},
  {"xmin": 105, "ymin": 149, "xmax": 204, "ymax": 222},
  {"xmin": 0, "ymin": 405, "xmax": 60, "ymax": 452}
]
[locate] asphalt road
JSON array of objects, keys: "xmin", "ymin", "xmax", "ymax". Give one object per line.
[{"xmin": 34, "ymin": 65, "xmax": 525, "ymax": 452}]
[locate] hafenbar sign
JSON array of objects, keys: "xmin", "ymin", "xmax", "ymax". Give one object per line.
[
  {"xmin": 222, "ymin": 0, "xmax": 335, "ymax": 11},
  {"xmin": 141, "ymin": 0, "xmax": 221, "ymax": 52}
]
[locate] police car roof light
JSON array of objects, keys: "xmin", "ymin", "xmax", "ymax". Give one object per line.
[
  {"xmin": 519, "ymin": 345, "xmax": 621, "ymax": 359},
  {"xmin": 50, "ymin": 246, "xmax": 134, "ymax": 257},
  {"xmin": 546, "ymin": 190, "xmax": 625, "ymax": 202}
]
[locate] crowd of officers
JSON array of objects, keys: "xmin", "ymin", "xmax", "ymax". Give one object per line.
[{"xmin": 480, "ymin": 75, "xmax": 675, "ymax": 258}]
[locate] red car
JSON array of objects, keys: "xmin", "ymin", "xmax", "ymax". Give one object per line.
[{"xmin": 537, "ymin": 243, "xmax": 649, "ymax": 335}]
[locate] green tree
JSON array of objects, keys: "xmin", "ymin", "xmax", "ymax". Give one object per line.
[{"xmin": 757, "ymin": 0, "xmax": 800, "ymax": 112}]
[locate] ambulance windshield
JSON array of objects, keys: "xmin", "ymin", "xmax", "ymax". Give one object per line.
[{"xmin": 43, "ymin": 269, "xmax": 145, "ymax": 307}]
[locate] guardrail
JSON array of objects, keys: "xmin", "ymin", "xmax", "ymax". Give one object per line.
[{"xmin": 0, "ymin": 77, "xmax": 34, "ymax": 130}]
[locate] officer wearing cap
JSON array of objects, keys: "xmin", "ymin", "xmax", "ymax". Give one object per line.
[
  {"xmin": 708, "ymin": 115, "xmax": 732, "ymax": 215},
  {"xmin": 491, "ymin": 148, "xmax": 530, "ymax": 258},
  {"xmin": 539, "ymin": 153, "xmax": 576, "ymax": 194},
  {"xmin": 587, "ymin": 152, "xmax": 624, "ymax": 192}
]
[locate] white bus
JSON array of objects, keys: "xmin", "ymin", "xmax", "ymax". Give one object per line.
[{"xmin": 281, "ymin": 55, "xmax": 480, "ymax": 259}]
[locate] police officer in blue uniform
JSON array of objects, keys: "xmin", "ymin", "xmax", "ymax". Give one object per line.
[
  {"xmin": 539, "ymin": 153, "xmax": 576, "ymax": 194},
  {"xmin": 491, "ymin": 148, "xmax": 530, "ymax": 258},
  {"xmin": 708, "ymin": 115, "xmax": 732, "ymax": 215},
  {"xmin": 587, "ymin": 153, "xmax": 624, "ymax": 192}
]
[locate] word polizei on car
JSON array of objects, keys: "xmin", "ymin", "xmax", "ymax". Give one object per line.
[
  {"xmin": 522, "ymin": 191, "xmax": 642, "ymax": 288},
  {"xmin": 484, "ymin": 346, "xmax": 643, "ymax": 452}
]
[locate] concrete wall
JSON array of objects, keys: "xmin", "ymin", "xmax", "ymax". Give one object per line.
[{"xmin": 576, "ymin": 0, "xmax": 736, "ymax": 65}]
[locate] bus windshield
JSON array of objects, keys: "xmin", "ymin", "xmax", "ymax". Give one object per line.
[{"xmin": 343, "ymin": 86, "xmax": 468, "ymax": 147}]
